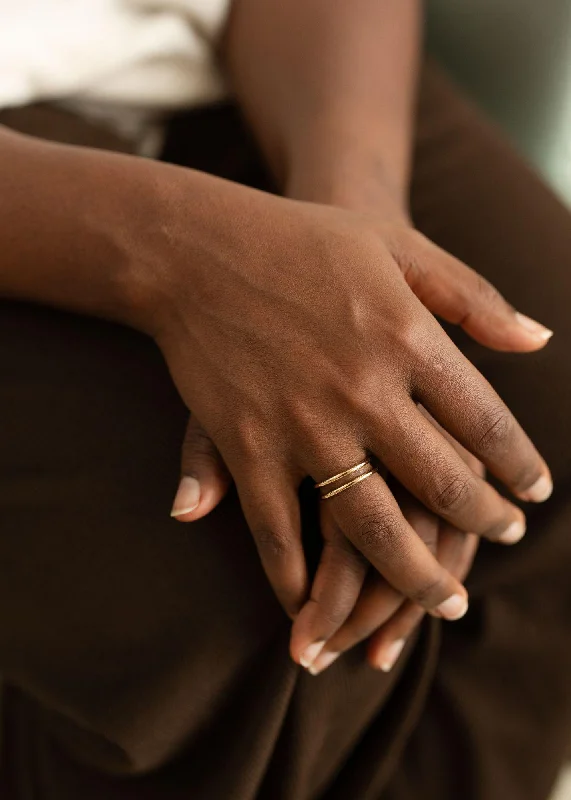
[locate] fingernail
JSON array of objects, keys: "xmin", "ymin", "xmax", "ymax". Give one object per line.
[
  {"xmin": 300, "ymin": 640, "xmax": 326, "ymax": 668},
  {"xmin": 515, "ymin": 312, "xmax": 553, "ymax": 342},
  {"xmin": 308, "ymin": 651, "xmax": 340, "ymax": 675},
  {"xmin": 378, "ymin": 638, "xmax": 406, "ymax": 672},
  {"xmin": 170, "ymin": 476, "xmax": 200, "ymax": 517},
  {"xmin": 498, "ymin": 518, "xmax": 526, "ymax": 544},
  {"xmin": 519, "ymin": 474, "xmax": 553, "ymax": 503},
  {"xmin": 435, "ymin": 594, "xmax": 469, "ymax": 621}
]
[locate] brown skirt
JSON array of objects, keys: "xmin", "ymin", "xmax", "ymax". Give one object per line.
[{"xmin": 1, "ymin": 63, "xmax": 571, "ymax": 800}]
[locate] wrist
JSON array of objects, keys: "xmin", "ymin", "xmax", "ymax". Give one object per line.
[{"xmin": 283, "ymin": 125, "xmax": 411, "ymax": 224}]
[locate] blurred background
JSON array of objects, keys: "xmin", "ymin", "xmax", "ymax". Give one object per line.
[
  {"xmin": 430, "ymin": 3, "xmax": 571, "ymax": 795},
  {"xmin": 428, "ymin": 0, "xmax": 571, "ymax": 205}
]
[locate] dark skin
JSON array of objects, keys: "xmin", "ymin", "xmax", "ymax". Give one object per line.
[
  {"xmin": 0, "ymin": 1, "xmax": 552, "ymax": 676},
  {"xmin": 174, "ymin": 0, "xmax": 553, "ymax": 671},
  {"xmin": 179, "ymin": 411, "xmax": 481, "ymax": 673}
]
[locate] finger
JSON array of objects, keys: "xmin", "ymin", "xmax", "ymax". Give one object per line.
[
  {"xmin": 395, "ymin": 483, "xmax": 480, "ymax": 577},
  {"xmin": 311, "ymin": 455, "xmax": 469, "ymax": 621},
  {"xmin": 307, "ymin": 491, "xmax": 479, "ymax": 676},
  {"xmin": 307, "ymin": 485, "xmax": 441, "ymax": 675},
  {"xmin": 393, "ymin": 482, "xmax": 440, "ymax": 554},
  {"xmin": 307, "ymin": 571, "xmax": 403, "ymax": 675},
  {"xmin": 170, "ymin": 415, "xmax": 232, "ymax": 522},
  {"xmin": 399, "ymin": 232, "xmax": 553, "ymax": 352},
  {"xmin": 290, "ymin": 504, "xmax": 369, "ymax": 670},
  {"xmin": 370, "ymin": 401, "xmax": 527, "ymax": 543},
  {"xmin": 235, "ymin": 468, "xmax": 309, "ymax": 619},
  {"xmin": 367, "ymin": 527, "xmax": 479, "ymax": 672},
  {"xmin": 417, "ymin": 405, "xmax": 484, "ymax": 477},
  {"xmin": 415, "ymin": 340, "xmax": 553, "ymax": 503},
  {"xmin": 439, "ymin": 528, "xmax": 479, "ymax": 583},
  {"xmin": 367, "ymin": 601, "xmax": 424, "ymax": 671}
]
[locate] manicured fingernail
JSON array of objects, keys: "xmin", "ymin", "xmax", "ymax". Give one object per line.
[
  {"xmin": 170, "ymin": 476, "xmax": 200, "ymax": 517},
  {"xmin": 308, "ymin": 651, "xmax": 340, "ymax": 675},
  {"xmin": 435, "ymin": 594, "xmax": 469, "ymax": 621},
  {"xmin": 498, "ymin": 518, "xmax": 526, "ymax": 544},
  {"xmin": 378, "ymin": 639, "xmax": 406, "ymax": 672},
  {"xmin": 519, "ymin": 474, "xmax": 553, "ymax": 503},
  {"xmin": 515, "ymin": 312, "xmax": 553, "ymax": 342},
  {"xmin": 300, "ymin": 640, "xmax": 326, "ymax": 668}
]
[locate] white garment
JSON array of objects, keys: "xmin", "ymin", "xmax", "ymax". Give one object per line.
[
  {"xmin": 0, "ymin": 0, "xmax": 231, "ymax": 150},
  {"xmin": 4, "ymin": 1, "xmax": 571, "ymax": 197}
]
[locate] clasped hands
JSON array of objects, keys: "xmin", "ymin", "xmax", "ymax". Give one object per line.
[{"xmin": 145, "ymin": 170, "xmax": 552, "ymax": 676}]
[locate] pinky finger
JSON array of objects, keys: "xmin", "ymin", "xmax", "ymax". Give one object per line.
[
  {"xmin": 367, "ymin": 528, "xmax": 479, "ymax": 672},
  {"xmin": 235, "ymin": 469, "xmax": 309, "ymax": 620},
  {"xmin": 366, "ymin": 601, "xmax": 424, "ymax": 672},
  {"xmin": 171, "ymin": 415, "xmax": 232, "ymax": 522},
  {"xmin": 290, "ymin": 504, "xmax": 369, "ymax": 670}
]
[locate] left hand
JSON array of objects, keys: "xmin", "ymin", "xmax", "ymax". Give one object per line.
[
  {"xmin": 285, "ymin": 173, "xmax": 553, "ymax": 355},
  {"xmin": 173, "ymin": 413, "xmax": 481, "ymax": 673}
]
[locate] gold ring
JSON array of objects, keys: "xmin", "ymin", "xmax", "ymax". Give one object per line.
[
  {"xmin": 315, "ymin": 459, "xmax": 376, "ymax": 500},
  {"xmin": 315, "ymin": 460, "xmax": 371, "ymax": 488},
  {"xmin": 320, "ymin": 469, "xmax": 376, "ymax": 500}
]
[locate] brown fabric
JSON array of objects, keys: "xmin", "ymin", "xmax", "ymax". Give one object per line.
[
  {"xmin": 0, "ymin": 105, "xmax": 135, "ymax": 153},
  {"xmin": 1, "ymin": 62, "xmax": 571, "ymax": 799}
]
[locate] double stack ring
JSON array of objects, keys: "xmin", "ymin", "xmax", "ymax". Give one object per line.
[{"xmin": 315, "ymin": 459, "xmax": 376, "ymax": 500}]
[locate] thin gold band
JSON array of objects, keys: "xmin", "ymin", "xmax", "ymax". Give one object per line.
[
  {"xmin": 315, "ymin": 460, "xmax": 371, "ymax": 489},
  {"xmin": 320, "ymin": 469, "xmax": 376, "ymax": 500}
]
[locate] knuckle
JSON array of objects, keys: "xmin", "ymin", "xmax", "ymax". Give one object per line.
[
  {"xmin": 475, "ymin": 406, "xmax": 514, "ymax": 455},
  {"xmin": 394, "ymin": 316, "xmax": 429, "ymax": 366},
  {"xmin": 253, "ymin": 526, "xmax": 293, "ymax": 559},
  {"xmin": 431, "ymin": 473, "xmax": 478, "ymax": 514},
  {"xmin": 400, "ymin": 247, "xmax": 428, "ymax": 292},
  {"xmin": 325, "ymin": 540, "xmax": 369, "ymax": 577},
  {"xmin": 233, "ymin": 418, "xmax": 268, "ymax": 462},
  {"xmin": 356, "ymin": 506, "xmax": 404, "ymax": 559},
  {"xmin": 409, "ymin": 574, "xmax": 446, "ymax": 607},
  {"xmin": 473, "ymin": 274, "xmax": 502, "ymax": 306},
  {"xmin": 308, "ymin": 594, "xmax": 348, "ymax": 628},
  {"xmin": 456, "ymin": 273, "xmax": 503, "ymax": 326},
  {"xmin": 185, "ymin": 425, "xmax": 218, "ymax": 459}
]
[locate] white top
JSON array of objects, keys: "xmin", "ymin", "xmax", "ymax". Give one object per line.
[
  {"xmin": 2, "ymin": 1, "xmax": 571, "ymax": 201},
  {"xmin": 0, "ymin": 0, "xmax": 231, "ymax": 149}
]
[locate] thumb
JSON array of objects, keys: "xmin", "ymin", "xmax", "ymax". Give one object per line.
[
  {"xmin": 170, "ymin": 415, "xmax": 232, "ymax": 522},
  {"xmin": 401, "ymin": 233, "xmax": 553, "ymax": 352}
]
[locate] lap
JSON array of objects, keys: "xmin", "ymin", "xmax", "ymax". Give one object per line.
[
  {"xmin": 1, "ymin": 63, "xmax": 571, "ymax": 800},
  {"xmin": 0, "ymin": 293, "xmax": 418, "ymax": 798}
]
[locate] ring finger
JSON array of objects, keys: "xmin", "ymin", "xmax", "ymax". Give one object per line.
[{"xmin": 309, "ymin": 450, "xmax": 470, "ymax": 622}]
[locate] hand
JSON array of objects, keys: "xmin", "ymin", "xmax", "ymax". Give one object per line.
[
  {"xmin": 296, "ymin": 417, "xmax": 483, "ymax": 675},
  {"xmin": 150, "ymin": 172, "xmax": 549, "ymax": 628},
  {"xmin": 174, "ymin": 413, "xmax": 480, "ymax": 673},
  {"xmin": 0, "ymin": 131, "xmax": 550, "ymax": 652},
  {"xmin": 286, "ymin": 170, "xmax": 554, "ymax": 354}
]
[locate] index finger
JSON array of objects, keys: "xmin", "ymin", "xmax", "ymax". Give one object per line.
[
  {"xmin": 415, "ymin": 338, "xmax": 552, "ymax": 503},
  {"xmin": 311, "ymin": 457, "xmax": 469, "ymax": 621}
]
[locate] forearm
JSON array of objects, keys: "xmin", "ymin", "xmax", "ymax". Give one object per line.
[
  {"xmin": 0, "ymin": 127, "xmax": 145, "ymax": 322},
  {"xmin": 224, "ymin": 0, "xmax": 421, "ymax": 209},
  {"xmin": 0, "ymin": 127, "xmax": 231, "ymax": 334}
]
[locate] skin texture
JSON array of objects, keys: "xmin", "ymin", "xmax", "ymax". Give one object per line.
[
  {"xmin": 171, "ymin": 0, "xmax": 554, "ymax": 670},
  {"xmin": 177, "ymin": 414, "xmax": 481, "ymax": 671},
  {"xmin": 0, "ymin": 2, "xmax": 553, "ymax": 675}
]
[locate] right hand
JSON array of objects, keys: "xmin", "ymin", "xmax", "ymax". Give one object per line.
[
  {"xmin": 175, "ymin": 413, "xmax": 480, "ymax": 674},
  {"xmin": 143, "ymin": 171, "xmax": 550, "ymax": 622}
]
